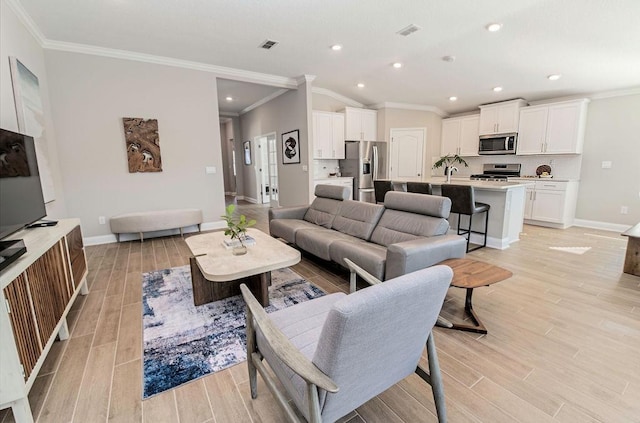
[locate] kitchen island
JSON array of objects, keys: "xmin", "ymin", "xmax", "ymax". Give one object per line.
[{"xmin": 389, "ymin": 177, "xmax": 532, "ymax": 249}]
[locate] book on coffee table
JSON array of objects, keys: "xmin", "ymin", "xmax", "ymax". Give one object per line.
[{"xmin": 222, "ymin": 235, "xmax": 256, "ymax": 249}]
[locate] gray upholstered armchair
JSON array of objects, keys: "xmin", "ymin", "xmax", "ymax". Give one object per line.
[{"xmin": 240, "ymin": 262, "xmax": 452, "ymax": 422}]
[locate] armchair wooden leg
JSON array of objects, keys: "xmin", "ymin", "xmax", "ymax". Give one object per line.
[
  {"xmin": 307, "ymin": 383, "xmax": 322, "ymax": 423},
  {"xmin": 427, "ymin": 332, "xmax": 447, "ymax": 423},
  {"xmin": 349, "ymin": 269, "xmax": 357, "ymax": 293},
  {"xmin": 245, "ymin": 304, "xmax": 258, "ymax": 399}
]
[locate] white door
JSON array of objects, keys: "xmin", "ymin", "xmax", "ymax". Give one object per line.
[
  {"xmin": 255, "ymin": 136, "xmax": 270, "ymax": 204},
  {"xmin": 389, "ymin": 128, "xmax": 425, "ymax": 181},
  {"xmin": 267, "ymin": 134, "xmax": 279, "ymax": 207}
]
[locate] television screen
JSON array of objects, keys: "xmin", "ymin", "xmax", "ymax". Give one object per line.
[{"xmin": 0, "ymin": 128, "xmax": 47, "ymax": 240}]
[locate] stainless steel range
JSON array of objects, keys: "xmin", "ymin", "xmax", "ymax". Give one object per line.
[{"xmin": 470, "ymin": 163, "xmax": 521, "ymax": 181}]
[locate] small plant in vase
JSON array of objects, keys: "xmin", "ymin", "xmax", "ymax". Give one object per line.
[
  {"xmin": 432, "ymin": 154, "xmax": 469, "ymax": 182},
  {"xmin": 221, "ymin": 204, "xmax": 256, "ymax": 255}
]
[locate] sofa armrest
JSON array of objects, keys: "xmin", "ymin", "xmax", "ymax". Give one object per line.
[
  {"xmin": 385, "ymin": 234, "xmax": 466, "ymax": 280},
  {"xmin": 268, "ymin": 206, "xmax": 309, "ymax": 221}
]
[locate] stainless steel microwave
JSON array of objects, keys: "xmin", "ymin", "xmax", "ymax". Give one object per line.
[{"xmin": 478, "ymin": 133, "xmax": 517, "ymax": 155}]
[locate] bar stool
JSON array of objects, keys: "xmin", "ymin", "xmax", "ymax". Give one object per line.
[
  {"xmin": 406, "ymin": 182, "xmax": 433, "ymax": 195},
  {"xmin": 373, "ymin": 180, "xmax": 394, "ymax": 204},
  {"xmin": 440, "ymin": 185, "xmax": 489, "ymax": 252}
]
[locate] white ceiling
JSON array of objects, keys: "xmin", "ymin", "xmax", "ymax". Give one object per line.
[{"xmin": 16, "ymin": 0, "xmax": 640, "ymax": 115}]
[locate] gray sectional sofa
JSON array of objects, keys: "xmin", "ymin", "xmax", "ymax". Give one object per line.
[{"xmin": 269, "ymin": 184, "xmax": 466, "ymax": 280}]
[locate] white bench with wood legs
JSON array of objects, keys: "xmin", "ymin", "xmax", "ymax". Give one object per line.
[{"xmin": 110, "ymin": 208, "xmax": 203, "ymax": 242}]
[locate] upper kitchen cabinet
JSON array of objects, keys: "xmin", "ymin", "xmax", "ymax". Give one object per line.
[
  {"xmin": 478, "ymin": 99, "xmax": 527, "ymax": 135},
  {"xmin": 342, "ymin": 107, "xmax": 378, "ymax": 141},
  {"xmin": 313, "ymin": 110, "xmax": 345, "ymax": 159},
  {"xmin": 441, "ymin": 115, "xmax": 480, "ymax": 156},
  {"xmin": 517, "ymin": 99, "xmax": 589, "ymax": 155}
]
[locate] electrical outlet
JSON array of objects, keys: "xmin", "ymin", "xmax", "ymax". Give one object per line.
[
  {"xmin": 549, "ymin": 159, "xmax": 555, "ymax": 165},
  {"xmin": 620, "ymin": 206, "xmax": 628, "ymax": 215},
  {"xmin": 602, "ymin": 161, "xmax": 612, "ymax": 169},
  {"xmin": 98, "ymin": 216, "xmax": 106, "ymax": 224}
]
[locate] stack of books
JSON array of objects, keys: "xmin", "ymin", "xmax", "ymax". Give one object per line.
[{"xmin": 222, "ymin": 235, "xmax": 256, "ymax": 249}]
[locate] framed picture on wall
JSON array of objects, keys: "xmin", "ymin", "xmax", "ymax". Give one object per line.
[
  {"xmin": 281, "ymin": 130, "xmax": 300, "ymax": 164},
  {"xmin": 243, "ymin": 141, "xmax": 251, "ymax": 165}
]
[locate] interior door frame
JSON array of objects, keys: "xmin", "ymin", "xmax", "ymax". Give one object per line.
[{"xmin": 389, "ymin": 127, "xmax": 426, "ymax": 181}]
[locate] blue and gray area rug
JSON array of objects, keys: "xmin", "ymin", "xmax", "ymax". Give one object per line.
[{"xmin": 142, "ymin": 265, "xmax": 325, "ymax": 398}]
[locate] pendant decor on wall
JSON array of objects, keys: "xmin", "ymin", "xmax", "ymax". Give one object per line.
[
  {"xmin": 9, "ymin": 56, "xmax": 56, "ymax": 202},
  {"xmin": 122, "ymin": 117, "xmax": 162, "ymax": 173}
]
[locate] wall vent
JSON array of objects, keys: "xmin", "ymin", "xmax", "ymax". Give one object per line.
[
  {"xmin": 397, "ymin": 24, "xmax": 421, "ymax": 37},
  {"xmin": 259, "ymin": 39, "xmax": 279, "ymax": 49}
]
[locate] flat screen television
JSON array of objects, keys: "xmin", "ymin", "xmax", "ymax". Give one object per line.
[{"xmin": 0, "ymin": 128, "xmax": 48, "ymax": 240}]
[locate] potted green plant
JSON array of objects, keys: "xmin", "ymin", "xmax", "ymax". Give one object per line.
[
  {"xmin": 221, "ymin": 204, "xmax": 257, "ymax": 255},
  {"xmin": 432, "ymin": 154, "xmax": 469, "ymax": 182}
]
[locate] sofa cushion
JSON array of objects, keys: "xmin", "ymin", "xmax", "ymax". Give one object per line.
[
  {"xmin": 303, "ymin": 185, "xmax": 350, "ymax": 228},
  {"xmin": 270, "ymin": 219, "xmax": 325, "ymax": 244},
  {"xmin": 330, "ymin": 240, "xmax": 387, "ymax": 280},
  {"xmin": 370, "ymin": 209, "xmax": 450, "ymax": 247},
  {"xmin": 384, "ymin": 191, "xmax": 451, "ymax": 218},
  {"xmin": 331, "ymin": 201, "xmax": 384, "ymax": 241},
  {"xmin": 296, "ymin": 228, "xmax": 360, "ymax": 261}
]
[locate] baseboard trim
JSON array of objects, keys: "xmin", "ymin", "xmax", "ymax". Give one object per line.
[
  {"xmin": 83, "ymin": 220, "xmax": 226, "ymax": 245},
  {"xmin": 243, "ymin": 197, "xmax": 259, "ymax": 204},
  {"xmin": 573, "ymin": 219, "xmax": 632, "ymax": 233}
]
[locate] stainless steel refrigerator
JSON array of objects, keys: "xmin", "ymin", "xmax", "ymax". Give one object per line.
[{"xmin": 339, "ymin": 141, "xmax": 387, "ymax": 203}]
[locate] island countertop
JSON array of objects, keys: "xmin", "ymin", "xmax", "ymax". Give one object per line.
[{"xmin": 380, "ymin": 177, "xmax": 534, "ymax": 191}]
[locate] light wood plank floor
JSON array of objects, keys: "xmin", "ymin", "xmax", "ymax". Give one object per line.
[{"xmin": 2, "ymin": 200, "xmax": 639, "ymax": 423}]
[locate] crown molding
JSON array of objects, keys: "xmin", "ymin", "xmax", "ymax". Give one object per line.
[
  {"xmin": 295, "ymin": 74, "xmax": 316, "ymax": 85},
  {"xmin": 370, "ymin": 102, "xmax": 448, "ymax": 117},
  {"xmin": 4, "ymin": 0, "xmax": 46, "ymax": 45},
  {"xmin": 42, "ymin": 39, "xmax": 299, "ymax": 89},
  {"xmin": 311, "ymin": 88, "xmax": 364, "ymax": 108},
  {"xmin": 589, "ymin": 86, "xmax": 640, "ymax": 100},
  {"xmin": 240, "ymin": 89, "xmax": 289, "ymax": 115}
]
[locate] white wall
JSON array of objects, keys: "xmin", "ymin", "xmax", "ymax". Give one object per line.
[
  {"xmin": 239, "ymin": 84, "xmax": 312, "ymax": 206},
  {"xmin": 0, "ymin": 2, "xmax": 67, "ymax": 218},
  {"xmin": 576, "ymin": 94, "xmax": 640, "ymax": 226},
  {"xmin": 44, "ymin": 50, "xmax": 225, "ymax": 239}
]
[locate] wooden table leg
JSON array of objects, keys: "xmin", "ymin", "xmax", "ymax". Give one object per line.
[
  {"xmin": 449, "ymin": 288, "xmax": 488, "ymax": 334},
  {"xmin": 190, "ymin": 256, "xmax": 215, "ymax": 306}
]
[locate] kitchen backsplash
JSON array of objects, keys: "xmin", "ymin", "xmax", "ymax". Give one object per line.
[
  {"xmin": 314, "ymin": 159, "xmax": 340, "ymax": 178},
  {"xmin": 431, "ymin": 154, "xmax": 583, "ymax": 179}
]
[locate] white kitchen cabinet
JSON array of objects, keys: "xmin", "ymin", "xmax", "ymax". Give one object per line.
[
  {"xmin": 342, "ymin": 107, "xmax": 378, "ymax": 141},
  {"xmin": 523, "ymin": 180, "xmax": 579, "ymax": 228},
  {"xmin": 312, "ymin": 111, "xmax": 345, "ymax": 159},
  {"xmin": 441, "ymin": 115, "xmax": 480, "ymax": 156},
  {"xmin": 479, "ymin": 99, "xmax": 527, "ymax": 135},
  {"xmin": 517, "ymin": 99, "xmax": 589, "ymax": 155}
]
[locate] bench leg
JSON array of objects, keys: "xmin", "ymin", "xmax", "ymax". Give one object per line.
[
  {"xmin": 180, "ymin": 227, "xmax": 184, "ymax": 237},
  {"xmin": 140, "ymin": 232, "xmax": 144, "ymax": 242}
]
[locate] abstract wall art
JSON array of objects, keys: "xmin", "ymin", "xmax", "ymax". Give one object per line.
[
  {"xmin": 122, "ymin": 117, "xmax": 163, "ymax": 173},
  {"xmin": 9, "ymin": 56, "xmax": 56, "ymax": 202},
  {"xmin": 281, "ymin": 129, "xmax": 300, "ymax": 164}
]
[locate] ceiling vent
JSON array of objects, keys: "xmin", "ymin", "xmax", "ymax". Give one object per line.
[
  {"xmin": 259, "ymin": 39, "xmax": 279, "ymax": 50},
  {"xmin": 397, "ymin": 24, "xmax": 421, "ymax": 37}
]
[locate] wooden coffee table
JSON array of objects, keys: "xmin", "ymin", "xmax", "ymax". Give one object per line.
[
  {"xmin": 185, "ymin": 228, "xmax": 301, "ymax": 307},
  {"xmin": 439, "ymin": 258, "xmax": 513, "ymax": 334}
]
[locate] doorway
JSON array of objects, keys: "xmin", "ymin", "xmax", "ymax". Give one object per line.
[
  {"xmin": 389, "ymin": 128, "xmax": 425, "ymax": 181},
  {"xmin": 255, "ymin": 133, "xmax": 279, "ymax": 207}
]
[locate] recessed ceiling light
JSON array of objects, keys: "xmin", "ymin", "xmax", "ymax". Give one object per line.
[
  {"xmin": 547, "ymin": 74, "xmax": 562, "ymax": 81},
  {"xmin": 492, "ymin": 86, "xmax": 503, "ymax": 92},
  {"xmin": 357, "ymin": 83, "xmax": 365, "ymax": 88},
  {"xmin": 442, "ymin": 55, "xmax": 456, "ymax": 63},
  {"xmin": 486, "ymin": 23, "xmax": 502, "ymax": 32},
  {"xmin": 331, "ymin": 44, "xmax": 342, "ymax": 51},
  {"xmin": 225, "ymin": 96, "xmax": 233, "ymax": 101},
  {"xmin": 392, "ymin": 62, "xmax": 403, "ymax": 69},
  {"xmin": 449, "ymin": 96, "xmax": 458, "ymax": 101}
]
